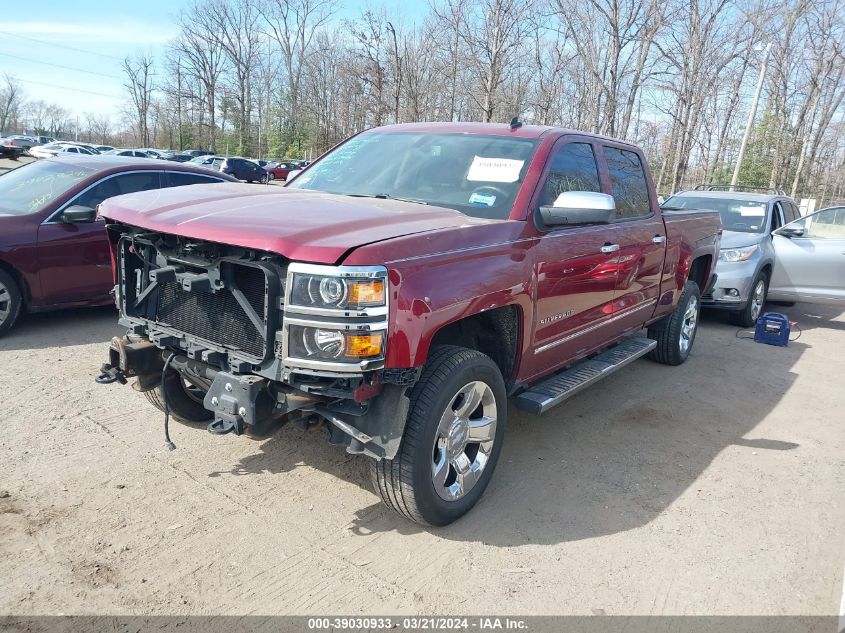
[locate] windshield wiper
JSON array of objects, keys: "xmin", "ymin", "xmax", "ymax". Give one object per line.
[{"xmin": 344, "ymin": 193, "xmax": 429, "ymax": 206}]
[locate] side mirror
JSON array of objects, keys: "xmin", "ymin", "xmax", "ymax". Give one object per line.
[
  {"xmin": 62, "ymin": 205, "xmax": 98, "ymax": 223},
  {"xmin": 540, "ymin": 191, "xmax": 616, "ymax": 226},
  {"xmin": 776, "ymin": 226, "xmax": 805, "ymax": 238}
]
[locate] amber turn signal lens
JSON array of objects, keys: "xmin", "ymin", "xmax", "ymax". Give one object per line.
[
  {"xmin": 345, "ymin": 333, "xmax": 384, "ymax": 358},
  {"xmin": 347, "ymin": 280, "xmax": 385, "ymax": 307}
]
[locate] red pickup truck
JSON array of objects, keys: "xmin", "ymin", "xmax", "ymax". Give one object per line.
[{"xmin": 97, "ymin": 122, "xmax": 720, "ymax": 525}]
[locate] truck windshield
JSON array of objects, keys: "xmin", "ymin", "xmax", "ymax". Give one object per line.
[
  {"xmin": 664, "ymin": 195, "xmax": 768, "ymax": 233},
  {"xmin": 287, "ymin": 131, "xmax": 539, "ymax": 219},
  {"xmin": 0, "ymin": 160, "xmax": 97, "ymax": 216}
]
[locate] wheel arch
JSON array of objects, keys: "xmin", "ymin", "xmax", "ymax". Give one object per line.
[
  {"xmin": 425, "ymin": 304, "xmax": 523, "ymax": 387},
  {"xmin": 0, "ymin": 258, "xmax": 31, "ymax": 308},
  {"xmin": 687, "ymin": 254, "xmax": 712, "ymax": 292}
]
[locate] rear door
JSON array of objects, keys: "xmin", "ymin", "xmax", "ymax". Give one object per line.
[
  {"xmin": 528, "ymin": 138, "xmax": 622, "ymax": 376},
  {"xmin": 36, "ymin": 170, "xmax": 163, "ymax": 306},
  {"xmin": 770, "ymin": 206, "xmax": 845, "ymax": 305},
  {"xmin": 599, "ymin": 144, "xmax": 666, "ymax": 327}
]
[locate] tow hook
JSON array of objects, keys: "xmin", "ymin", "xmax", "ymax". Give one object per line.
[
  {"xmin": 95, "ymin": 363, "xmax": 127, "ymax": 385},
  {"xmin": 207, "ymin": 418, "xmax": 244, "ymax": 436}
]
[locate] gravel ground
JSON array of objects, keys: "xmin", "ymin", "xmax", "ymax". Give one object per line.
[
  {"xmin": 0, "ymin": 303, "xmax": 842, "ymax": 616},
  {"xmin": 0, "ymin": 155, "xmax": 843, "ymax": 616}
]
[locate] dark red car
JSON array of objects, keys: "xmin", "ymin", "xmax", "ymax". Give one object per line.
[
  {"xmin": 264, "ymin": 161, "xmax": 299, "ymax": 181},
  {"xmin": 0, "ymin": 156, "xmax": 236, "ymax": 336}
]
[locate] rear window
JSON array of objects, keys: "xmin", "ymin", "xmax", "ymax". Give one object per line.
[{"xmin": 0, "ymin": 160, "xmax": 97, "ymax": 215}]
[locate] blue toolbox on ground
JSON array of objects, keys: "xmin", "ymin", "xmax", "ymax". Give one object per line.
[{"xmin": 754, "ymin": 312, "xmax": 791, "ymax": 347}]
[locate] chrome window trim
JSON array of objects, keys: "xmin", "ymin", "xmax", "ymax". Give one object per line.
[
  {"xmin": 41, "ymin": 169, "xmax": 165, "ymax": 225},
  {"xmin": 42, "ymin": 169, "xmax": 228, "ymax": 225}
]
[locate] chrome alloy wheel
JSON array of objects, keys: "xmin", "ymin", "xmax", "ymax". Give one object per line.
[
  {"xmin": 0, "ymin": 279, "xmax": 10, "ymax": 326},
  {"xmin": 431, "ymin": 380, "xmax": 497, "ymax": 501},
  {"xmin": 750, "ymin": 279, "xmax": 766, "ymax": 322},
  {"xmin": 679, "ymin": 294, "xmax": 699, "ymax": 355}
]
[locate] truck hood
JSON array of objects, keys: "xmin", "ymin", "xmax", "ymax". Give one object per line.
[
  {"xmin": 99, "ymin": 183, "xmax": 478, "ymax": 264},
  {"xmin": 720, "ymin": 230, "xmax": 767, "ymax": 249}
]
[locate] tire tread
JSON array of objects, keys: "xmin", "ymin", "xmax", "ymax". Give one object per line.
[{"xmin": 370, "ymin": 345, "xmax": 497, "ymax": 525}]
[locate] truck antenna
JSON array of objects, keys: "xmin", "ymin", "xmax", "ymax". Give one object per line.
[{"xmin": 510, "ymin": 117, "xmax": 523, "ymax": 129}]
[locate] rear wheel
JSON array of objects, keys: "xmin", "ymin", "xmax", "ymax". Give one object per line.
[
  {"xmin": 370, "ymin": 346, "xmax": 507, "ymax": 526},
  {"xmin": 647, "ymin": 280, "xmax": 701, "ymax": 366},
  {"xmin": 143, "ymin": 369, "xmax": 213, "ymax": 424},
  {"xmin": 729, "ymin": 273, "xmax": 768, "ymax": 327},
  {"xmin": 0, "ymin": 270, "xmax": 23, "ymax": 338}
]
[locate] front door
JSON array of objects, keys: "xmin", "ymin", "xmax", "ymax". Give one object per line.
[
  {"xmin": 527, "ymin": 140, "xmax": 622, "ymax": 378},
  {"xmin": 770, "ymin": 206, "xmax": 845, "ymax": 305},
  {"xmin": 36, "ymin": 171, "xmax": 162, "ymax": 306}
]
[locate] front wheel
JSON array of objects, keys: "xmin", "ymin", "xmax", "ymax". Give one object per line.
[
  {"xmin": 370, "ymin": 346, "xmax": 507, "ymax": 526},
  {"xmin": 0, "ymin": 269, "xmax": 23, "ymax": 338},
  {"xmin": 143, "ymin": 369, "xmax": 213, "ymax": 424},
  {"xmin": 647, "ymin": 280, "xmax": 701, "ymax": 366},
  {"xmin": 729, "ymin": 273, "xmax": 768, "ymax": 327},
  {"xmin": 260, "ymin": 173, "xmax": 270, "ymax": 184}
]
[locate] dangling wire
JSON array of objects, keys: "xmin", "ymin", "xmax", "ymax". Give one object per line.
[{"xmin": 161, "ymin": 353, "xmax": 177, "ymax": 451}]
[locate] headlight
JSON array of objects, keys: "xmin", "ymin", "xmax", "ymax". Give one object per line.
[
  {"xmin": 718, "ymin": 244, "xmax": 758, "ymax": 262},
  {"xmin": 289, "ymin": 271, "xmax": 386, "ymax": 310},
  {"xmin": 288, "ymin": 325, "xmax": 384, "ymax": 361}
]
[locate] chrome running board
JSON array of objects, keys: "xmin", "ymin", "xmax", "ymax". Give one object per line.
[{"xmin": 515, "ymin": 336, "xmax": 657, "ymax": 415}]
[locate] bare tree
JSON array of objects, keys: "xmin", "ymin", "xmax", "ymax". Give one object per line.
[
  {"xmin": 122, "ymin": 54, "xmax": 155, "ymax": 146},
  {"xmin": 0, "ymin": 74, "xmax": 24, "ymax": 133}
]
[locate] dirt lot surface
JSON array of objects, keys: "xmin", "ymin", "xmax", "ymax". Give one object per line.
[{"xmin": 0, "ymin": 301, "xmax": 842, "ymax": 616}]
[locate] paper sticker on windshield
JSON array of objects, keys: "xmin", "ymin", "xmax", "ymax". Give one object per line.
[
  {"xmin": 469, "ymin": 192, "xmax": 496, "ymax": 206},
  {"xmin": 738, "ymin": 205, "xmax": 765, "ymax": 216},
  {"xmin": 467, "ymin": 156, "xmax": 524, "ymax": 183}
]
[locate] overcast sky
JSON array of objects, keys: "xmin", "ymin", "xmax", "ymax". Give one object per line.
[{"xmin": 0, "ymin": 0, "xmax": 424, "ymax": 120}]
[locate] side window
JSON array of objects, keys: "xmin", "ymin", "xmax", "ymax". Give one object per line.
[
  {"xmin": 167, "ymin": 172, "xmax": 222, "ymax": 187},
  {"xmin": 72, "ymin": 172, "xmax": 161, "ymax": 209},
  {"xmin": 795, "ymin": 207, "xmax": 845, "ymax": 239},
  {"xmin": 539, "ymin": 142, "xmax": 601, "ymax": 207},
  {"xmin": 787, "ymin": 201, "xmax": 801, "ymax": 221},
  {"xmin": 604, "ymin": 147, "xmax": 651, "ymax": 219}
]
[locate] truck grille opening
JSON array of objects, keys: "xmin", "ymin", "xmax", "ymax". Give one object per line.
[{"xmin": 154, "ymin": 264, "xmax": 268, "ymax": 359}]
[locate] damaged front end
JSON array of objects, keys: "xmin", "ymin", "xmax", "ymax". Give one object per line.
[{"xmin": 97, "ymin": 225, "xmax": 417, "ymax": 460}]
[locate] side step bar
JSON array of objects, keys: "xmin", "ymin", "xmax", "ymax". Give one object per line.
[{"xmin": 515, "ymin": 336, "xmax": 657, "ymax": 415}]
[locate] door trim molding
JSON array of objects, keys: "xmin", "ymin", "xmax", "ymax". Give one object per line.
[{"xmin": 534, "ymin": 299, "xmax": 657, "ymax": 354}]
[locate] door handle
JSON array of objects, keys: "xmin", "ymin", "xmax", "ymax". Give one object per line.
[
  {"xmin": 652, "ymin": 235, "xmax": 666, "ymax": 244},
  {"xmin": 600, "ymin": 243, "xmax": 620, "ymax": 254}
]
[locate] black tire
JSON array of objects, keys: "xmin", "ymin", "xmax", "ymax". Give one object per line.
[
  {"xmin": 143, "ymin": 369, "xmax": 213, "ymax": 424},
  {"xmin": 260, "ymin": 174, "xmax": 269, "ymax": 184},
  {"xmin": 647, "ymin": 280, "xmax": 701, "ymax": 366},
  {"xmin": 370, "ymin": 345, "xmax": 507, "ymax": 526},
  {"xmin": 0, "ymin": 269, "xmax": 23, "ymax": 338},
  {"xmin": 729, "ymin": 272, "xmax": 768, "ymax": 328}
]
